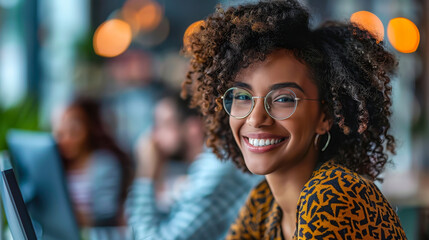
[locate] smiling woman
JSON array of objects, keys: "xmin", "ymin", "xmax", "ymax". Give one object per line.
[
  {"xmin": 182, "ymin": 0, "xmax": 407, "ymax": 239},
  {"xmin": 227, "ymin": 50, "xmax": 326, "ymax": 176}
]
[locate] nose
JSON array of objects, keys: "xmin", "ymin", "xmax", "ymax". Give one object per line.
[{"xmin": 246, "ymin": 98, "xmax": 274, "ymax": 128}]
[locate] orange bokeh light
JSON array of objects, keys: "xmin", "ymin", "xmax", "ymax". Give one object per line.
[
  {"xmin": 350, "ymin": 11, "xmax": 384, "ymax": 42},
  {"xmin": 122, "ymin": 0, "xmax": 163, "ymax": 33},
  {"xmin": 387, "ymin": 17, "xmax": 420, "ymax": 53},
  {"xmin": 93, "ymin": 19, "xmax": 132, "ymax": 58},
  {"xmin": 137, "ymin": 2, "xmax": 162, "ymax": 31},
  {"xmin": 183, "ymin": 20, "xmax": 205, "ymax": 50}
]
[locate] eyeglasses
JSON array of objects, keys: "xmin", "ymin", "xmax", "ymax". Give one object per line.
[{"xmin": 221, "ymin": 87, "xmax": 319, "ymax": 120}]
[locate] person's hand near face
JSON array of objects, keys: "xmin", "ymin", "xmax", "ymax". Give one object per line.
[
  {"xmin": 135, "ymin": 98, "xmax": 184, "ymax": 180},
  {"xmin": 135, "ymin": 134, "xmax": 165, "ymax": 179}
]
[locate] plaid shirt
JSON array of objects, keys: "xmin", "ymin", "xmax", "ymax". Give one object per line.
[{"xmin": 126, "ymin": 150, "xmax": 262, "ymax": 240}]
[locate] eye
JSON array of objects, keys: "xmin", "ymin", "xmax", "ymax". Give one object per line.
[
  {"xmin": 274, "ymin": 94, "xmax": 295, "ymax": 103},
  {"xmin": 234, "ymin": 93, "xmax": 252, "ymax": 101}
]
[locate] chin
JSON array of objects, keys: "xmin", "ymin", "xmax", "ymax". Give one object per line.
[
  {"xmin": 248, "ymin": 168, "xmax": 271, "ymax": 175},
  {"xmin": 243, "ymin": 155, "xmax": 276, "ymax": 175}
]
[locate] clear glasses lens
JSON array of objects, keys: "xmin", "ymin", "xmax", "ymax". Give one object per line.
[
  {"xmin": 223, "ymin": 87, "xmax": 298, "ymax": 119},
  {"xmin": 266, "ymin": 88, "xmax": 297, "ymax": 119},
  {"xmin": 223, "ymin": 88, "xmax": 253, "ymax": 118}
]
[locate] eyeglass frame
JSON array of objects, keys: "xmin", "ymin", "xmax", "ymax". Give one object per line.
[{"xmin": 221, "ymin": 87, "xmax": 320, "ymax": 120}]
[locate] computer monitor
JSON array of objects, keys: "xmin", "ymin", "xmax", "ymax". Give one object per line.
[
  {"xmin": 6, "ymin": 130, "xmax": 80, "ymax": 240},
  {"xmin": 0, "ymin": 151, "xmax": 38, "ymax": 240}
]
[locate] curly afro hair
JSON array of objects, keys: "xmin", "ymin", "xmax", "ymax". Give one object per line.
[{"xmin": 182, "ymin": 0, "xmax": 397, "ymax": 181}]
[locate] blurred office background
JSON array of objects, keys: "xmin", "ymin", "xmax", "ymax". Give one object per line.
[{"xmin": 0, "ymin": 0, "xmax": 428, "ymax": 239}]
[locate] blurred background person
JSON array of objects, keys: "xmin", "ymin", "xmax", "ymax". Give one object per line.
[
  {"xmin": 105, "ymin": 49, "xmax": 166, "ymax": 153},
  {"xmin": 134, "ymin": 93, "xmax": 190, "ymax": 213},
  {"xmin": 126, "ymin": 92, "xmax": 262, "ymax": 240},
  {"xmin": 54, "ymin": 97, "xmax": 134, "ymax": 227}
]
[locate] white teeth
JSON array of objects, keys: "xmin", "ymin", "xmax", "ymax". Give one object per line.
[{"xmin": 248, "ymin": 138, "xmax": 284, "ymax": 147}]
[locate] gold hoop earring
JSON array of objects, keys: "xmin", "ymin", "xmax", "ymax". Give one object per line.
[{"xmin": 314, "ymin": 131, "xmax": 331, "ymax": 152}]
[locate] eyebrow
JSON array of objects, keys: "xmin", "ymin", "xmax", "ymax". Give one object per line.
[{"xmin": 233, "ymin": 82, "xmax": 305, "ymax": 93}]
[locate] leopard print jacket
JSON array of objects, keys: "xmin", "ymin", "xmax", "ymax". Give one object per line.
[{"xmin": 226, "ymin": 160, "xmax": 407, "ymax": 240}]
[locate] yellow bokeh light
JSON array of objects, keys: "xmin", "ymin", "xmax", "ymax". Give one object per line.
[
  {"xmin": 350, "ymin": 11, "xmax": 384, "ymax": 42},
  {"xmin": 93, "ymin": 19, "xmax": 132, "ymax": 58},
  {"xmin": 387, "ymin": 17, "xmax": 420, "ymax": 53},
  {"xmin": 183, "ymin": 20, "xmax": 205, "ymax": 50}
]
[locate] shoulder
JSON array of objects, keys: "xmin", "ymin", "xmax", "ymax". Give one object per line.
[
  {"xmin": 190, "ymin": 148, "xmax": 260, "ymax": 183},
  {"xmin": 243, "ymin": 180, "xmax": 277, "ymax": 220},
  {"xmin": 300, "ymin": 160, "xmax": 368, "ymax": 203},
  {"xmin": 228, "ymin": 180, "xmax": 273, "ymax": 212},
  {"xmin": 249, "ymin": 180, "xmax": 271, "ymax": 200},
  {"xmin": 298, "ymin": 161, "xmax": 372, "ymax": 222},
  {"xmin": 186, "ymin": 150, "xmax": 262, "ymax": 196},
  {"xmin": 227, "ymin": 180, "xmax": 278, "ymax": 239},
  {"xmin": 189, "ymin": 150, "xmax": 230, "ymax": 172},
  {"xmin": 297, "ymin": 160, "xmax": 407, "ymax": 239}
]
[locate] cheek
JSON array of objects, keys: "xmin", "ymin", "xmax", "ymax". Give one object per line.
[
  {"xmin": 73, "ymin": 131, "xmax": 88, "ymax": 147},
  {"xmin": 286, "ymin": 114, "xmax": 319, "ymax": 146},
  {"xmin": 229, "ymin": 117, "xmax": 244, "ymax": 148}
]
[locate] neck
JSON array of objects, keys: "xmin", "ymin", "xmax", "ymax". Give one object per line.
[
  {"xmin": 68, "ymin": 150, "xmax": 92, "ymax": 170},
  {"xmin": 266, "ymin": 150, "xmax": 318, "ymax": 240},
  {"xmin": 265, "ymin": 149, "xmax": 318, "ymax": 216}
]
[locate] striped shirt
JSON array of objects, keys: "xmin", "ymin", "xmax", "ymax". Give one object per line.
[
  {"xmin": 126, "ymin": 150, "xmax": 262, "ymax": 240},
  {"xmin": 67, "ymin": 150, "xmax": 122, "ymax": 226}
]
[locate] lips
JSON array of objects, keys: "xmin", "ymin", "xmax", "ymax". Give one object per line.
[{"xmin": 242, "ymin": 133, "xmax": 289, "ymax": 153}]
